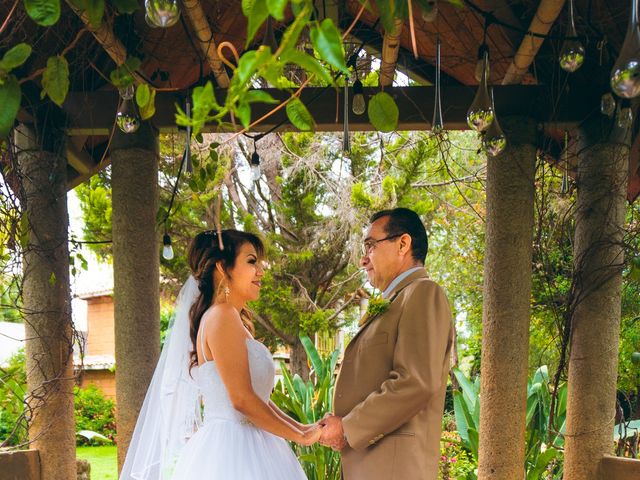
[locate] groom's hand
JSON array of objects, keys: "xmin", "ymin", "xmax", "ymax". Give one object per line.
[{"xmin": 319, "ymin": 414, "xmax": 347, "ymax": 451}]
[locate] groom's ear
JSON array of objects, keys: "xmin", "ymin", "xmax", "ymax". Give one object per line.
[{"xmin": 398, "ymin": 233, "xmax": 413, "ymax": 256}]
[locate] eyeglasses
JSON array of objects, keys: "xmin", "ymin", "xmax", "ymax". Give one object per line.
[{"xmin": 361, "ymin": 234, "xmax": 403, "ymax": 256}]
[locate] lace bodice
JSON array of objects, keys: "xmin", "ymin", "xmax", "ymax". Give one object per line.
[{"xmin": 195, "ymin": 339, "xmax": 275, "ymax": 424}]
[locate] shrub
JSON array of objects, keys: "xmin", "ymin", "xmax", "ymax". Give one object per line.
[
  {"xmin": 0, "ymin": 349, "xmax": 28, "ymax": 447},
  {"xmin": 74, "ymin": 385, "xmax": 116, "ymax": 445}
]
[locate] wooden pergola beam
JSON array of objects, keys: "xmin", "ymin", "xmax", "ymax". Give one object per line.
[
  {"xmin": 379, "ymin": 19, "xmax": 404, "ymax": 87},
  {"xmin": 502, "ymin": 0, "xmax": 566, "ymax": 85},
  {"xmin": 61, "ymin": 85, "xmax": 600, "ymax": 136},
  {"xmin": 181, "ymin": 0, "xmax": 230, "ymax": 88},
  {"xmin": 65, "ymin": 1, "xmax": 145, "ymax": 84}
]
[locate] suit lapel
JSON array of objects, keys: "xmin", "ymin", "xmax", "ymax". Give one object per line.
[{"xmin": 346, "ymin": 269, "xmax": 428, "ymax": 351}]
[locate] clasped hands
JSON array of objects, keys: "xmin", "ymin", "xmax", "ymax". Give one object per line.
[{"xmin": 301, "ymin": 413, "xmax": 347, "ymax": 450}]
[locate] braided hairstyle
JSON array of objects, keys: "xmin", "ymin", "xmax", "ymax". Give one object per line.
[{"xmin": 187, "ymin": 229, "xmax": 264, "ymax": 371}]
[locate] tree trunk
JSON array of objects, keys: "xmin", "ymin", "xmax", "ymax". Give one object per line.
[
  {"xmin": 563, "ymin": 128, "xmax": 629, "ymax": 479},
  {"xmin": 478, "ymin": 116, "xmax": 536, "ymax": 480},
  {"xmin": 17, "ymin": 124, "xmax": 75, "ymax": 479},
  {"xmin": 290, "ymin": 339, "xmax": 310, "ymax": 380},
  {"xmin": 111, "ymin": 124, "xmax": 160, "ymax": 472}
]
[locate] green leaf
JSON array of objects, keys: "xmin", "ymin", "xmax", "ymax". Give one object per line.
[
  {"xmin": 110, "ymin": 56, "xmax": 141, "ymax": 88},
  {"xmin": 245, "ymin": 89, "xmax": 279, "ymax": 104},
  {"xmin": 242, "ymin": 0, "xmax": 269, "ymax": 48},
  {"xmin": 135, "ymin": 84, "xmax": 150, "ymax": 108},
  {"xmin": 86, "ymin": 0, "xmax": 105, "ymax": 28},
  {"xmin": 286, "ymin": 97, "xmax": 315, "ymax": 131},
  {"xmin": 24, "ymin": 0, "xmax": 61, "ymax": 26},
  {"xmin": 235, "ymin": 100, "xmax": 251, "ymax": 128},
  {"xmin": 139, "ymin": 86, "xmax": 156, "ymax": 120},
  {"xmin": 280, "ymin": 50, "xmax": 333, "ymax": 85},
  {"xmin": 300, "ymin": 335, "xmax": 324, "ymax": 379},
  {"xmin": 41, "ymin": 55, "xmax": 69, "ymax": 107},
  {"xmin": 0, "ymin": 44, "xmax": 32, "ymax": 72},
  {"xmin": 309, "ymin": 19, "xmax": 348, "ymax": 73},
  {"xmin": 373, "ymin": 0, "xmax": 396, "ymax": 35},
  {"xmin": 111, "ymin": 0, "xmax": 139, "ymax": 14},
  {"xmin": 266, "ymin": 0, "xmax": 286, "ymax": 20},
  {"xmin": 0, "ymin": 75, "xmax": 20, "ymax": 138},
  {"xmin": 367, "ymin": 91, "xmax": 398, "ymax": 132}
]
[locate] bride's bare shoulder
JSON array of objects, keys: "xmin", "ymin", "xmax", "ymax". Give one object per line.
[{"xmin": 202, "ymin": 304, "xmax": 243, "ymax": 335}]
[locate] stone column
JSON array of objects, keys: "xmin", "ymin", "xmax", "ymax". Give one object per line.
[
  {"xmin": 17, "ymin": 123, "xmax": 76, "ymax": 480},
  {"xmin": 478, "ymin": 117, "xmax": 536, "ymax": 479},
  {"xmin": 563, "ymin": 119, "xmax": 630, "ymax": 479},
  {"xmin": 110, "ymin": 123, "xmax": 160, "ymax": 472}
]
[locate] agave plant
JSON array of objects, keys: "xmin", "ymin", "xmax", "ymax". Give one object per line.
[
  {"xmin": 271, "ymin": 335, "xmax": 341, "ymax": 480},
  {"xmin": 451, "ymin": 366, "xmax": 567, "ymax": 479}
]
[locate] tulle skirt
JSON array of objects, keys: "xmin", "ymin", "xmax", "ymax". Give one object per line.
[{"xmin": 171, "ymin": 418, "xmax": 307, "ymax": 479}]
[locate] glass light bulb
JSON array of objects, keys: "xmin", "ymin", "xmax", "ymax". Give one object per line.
[
  {"xmin": 162, "ymin": 244, "xmax": 174, "ymax": 260},
  {"xmin": 116, "ymin": 100, "xmax": 140, "ymax": 134},
  {"xmin": 251, "ymin": 163, "xmax": 261, "ymax": 182},
  {"xmin": 611, "ymin": 0, "xmax": 640, "ymax": 98},
  {"xmin": 467, "ymin": 51, "xmax": 494, "ymax": 132},
  {"xmin": 250, "ymin": 150, "xmax": 261, "ymax": 181},
  {"xmin": 145, "ymin": 0, "xmax": 180, "ymax": 28},
  {"xmin": 352, "ymin": 79, "xmax": 366, "ymax": 115},
  {"xmin": 352, "ymin": 94, "xmax": 366, "ymax": 115},
  {"xmin": 559, "ymin": 0, "xmax": 584, "ymax": 73},
  {"xmin": 600, "ymin": 92, "xmax": 616, "ymax": 117},
  {"xmin": 421, "ymin": 0, "xmax": 438, "ymax": 22},
  {"xmin": 483, "ymin": 88, "xmax": 506, "ymax": 156},
  {"xmin": 162, "ymin": 234, "xmax": 174, "ymax": 260},
  {"xmin": 264, "ymin": 16, "xmax": 278, "ymax": 53}
]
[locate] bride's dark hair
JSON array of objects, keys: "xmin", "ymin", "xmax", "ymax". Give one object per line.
[{"xmin": 187, "ymin": 229, "xmax": 264, "ymax": 371}]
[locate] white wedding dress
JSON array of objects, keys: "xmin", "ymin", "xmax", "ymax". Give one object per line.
[{"xmin": 170, "ymin": 331, "xmax": 307, "ymax": 479}]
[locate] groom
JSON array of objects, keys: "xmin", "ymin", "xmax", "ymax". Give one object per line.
[{"xmin": 320, "ymin": 208, "xmax": 453, "ymax": 479}]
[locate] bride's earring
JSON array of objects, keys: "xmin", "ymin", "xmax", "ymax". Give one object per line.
[{"xmin": 223, "ymin": 284, "xmax": 230, "ymax": 301}]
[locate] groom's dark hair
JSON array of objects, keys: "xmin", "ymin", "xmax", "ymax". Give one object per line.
[{"xmin": 370, "ymin": 208, "xmax": 428, "ymax": 263}]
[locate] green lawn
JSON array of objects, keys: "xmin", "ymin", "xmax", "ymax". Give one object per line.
[{"xmin": 76, "ymin": 445, "xmax": 117, "ymax": 479}]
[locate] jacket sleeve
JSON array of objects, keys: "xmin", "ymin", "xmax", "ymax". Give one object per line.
[{"xmin": 341, "ymin": 280, "xmax": 453, "ymax": 451}]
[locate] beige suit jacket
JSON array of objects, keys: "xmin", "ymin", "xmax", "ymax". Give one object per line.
[{"xmin": 334, "ymin": 269, "xmax": 453, "ymax": 480}]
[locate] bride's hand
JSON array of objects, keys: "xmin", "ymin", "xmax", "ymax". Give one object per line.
[{"xmin": 299, "ymin": 425, "xmax": 322, "ymax": 446}]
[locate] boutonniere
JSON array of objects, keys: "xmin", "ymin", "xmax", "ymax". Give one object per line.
[
  {"xmin": 366, "ymin": 295, "xmax": 390, "ymax": 318},
  {"xmin": 359, "ymin": 295, "xmax": 390, "ymax": 327}
]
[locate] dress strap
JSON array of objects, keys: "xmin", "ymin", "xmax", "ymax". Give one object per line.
[{"xmin": 200, "ymin": 315, "xmax": 210, "ymax": 362}]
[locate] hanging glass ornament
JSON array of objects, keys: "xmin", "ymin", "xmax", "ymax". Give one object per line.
[
  {"xmin": 467, "ymin": 50, "xmax": 494, "ymax": 131},
  {"xmin": 482, "ymin": 88, "xmax": 506, "ymax": 156},
  {"xmin": 116, "ymin": 100, "xmax": 140, "ymax": 134},
  {"xmin": 184, "ymin": 98, "xmax": 193, "ymax": 175},
  {"xmin": 611, "ymin": 0, "xmax": 640, "ymax": 98},
  {"xmin": 432, "ymin": 38, "xmax": 444, "ymax": 132},
  {"xmin": 352, "ymin": 79, "xmax": 366, "ymax": 115},
  {"xmin": 616, "ymin": 101, "xmax": 634, "ymax": 129},
  {"xmin": 343, "ymin": 81, "xmax": 350, "ymax": 153},
  {"xmin": 421, "ymin": 0, "xmax": 438, "ymax": 22},
  {"xmin": 118, "ymin": 84, "xmax": 135, "ymax": 101},
  {"xmin": 474, "ymin": 44, "xmax": 490, "ymax": 83},
  {"xmin": 600, "ymin": 92, "xmax": 616, "ymax": 117},
  {"xmin": 560, "ymin": 131, "xmax": 570, "ymax": 195},
  {"xmin": 145, "ymin": 0, "xmax": 180, "ymax": 28},
  {"xmin": 559, "ymin": 0, "xmax": 585, "ymax": 72}
]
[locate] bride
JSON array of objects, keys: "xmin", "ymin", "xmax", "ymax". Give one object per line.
[{"xmin": 121, "ymin": 229, "xmax": 320, "ymax": 479}]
